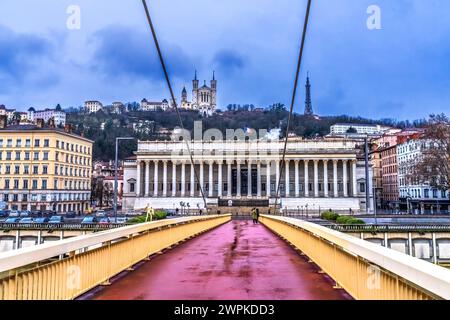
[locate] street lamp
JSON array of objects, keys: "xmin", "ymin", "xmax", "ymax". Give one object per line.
[{"xmin": 114, "ymin": 137, "xmax": 135, "ymax": 222}]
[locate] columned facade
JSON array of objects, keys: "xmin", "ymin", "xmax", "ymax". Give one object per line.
[{"xmin": 123, "ymin": 139, "xmax": 372, "ymax": 212}]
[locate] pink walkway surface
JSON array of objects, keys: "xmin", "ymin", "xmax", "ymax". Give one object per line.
[{"xmin": 89, "ymin": 220, "xmax": 351, "ymax": 300}]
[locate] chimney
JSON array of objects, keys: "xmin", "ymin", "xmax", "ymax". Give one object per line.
[
  {"xmin": 36, "ymin": 118, "xmax": 44, "ymax": 128},
  {"xmin": 0, "ymin": 115, "xmax": 7, "ymax": 129}
]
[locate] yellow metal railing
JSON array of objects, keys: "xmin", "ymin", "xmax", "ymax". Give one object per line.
[
  {"xmin": 260, "ymin": 215, "xmax": 450, "ymax": 300},
  {"xmin": 0, "ymin": 215, "xmax": 230, "ymax": 300}
]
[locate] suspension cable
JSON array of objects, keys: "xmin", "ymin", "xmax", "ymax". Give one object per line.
[
  {"xmin": 141, "ymin": 0, "xmax": 208, "ymax": 211},
  {"xmin": 273, "ymin": 0, "xmax": 312, "ymax": 214}
]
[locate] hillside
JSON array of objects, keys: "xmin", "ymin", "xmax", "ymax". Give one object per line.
[{"xmin": 67, "ymin": 106, "xmax": 426, "ymax": 161}]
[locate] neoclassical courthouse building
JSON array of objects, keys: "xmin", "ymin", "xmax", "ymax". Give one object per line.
[{"xmin": 122, "ymin": 138, "xmax": 373, "ymax": 213}]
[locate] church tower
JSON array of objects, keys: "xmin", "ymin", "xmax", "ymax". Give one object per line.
[
  {"xmin": 210, "ymin": 71, "xmax": 217, "ymax": 108},
  {"xmin": 304, "ymin": 72, "xmax": 314, "ymax": 116},
  {"xmin": 192, "ymin": 70, "xmax": 199, "ymax": 106},
  {"xmin": 181, "ymin": 86, "xmax": 187, "ymax": 103}
]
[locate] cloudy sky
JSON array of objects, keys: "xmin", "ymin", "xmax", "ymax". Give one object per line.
[{"xmin": 0, "ymin": 0, "xmax": 449, "ymax": 120}]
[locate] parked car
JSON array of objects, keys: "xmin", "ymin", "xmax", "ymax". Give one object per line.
[
  {"xmin": 19, "ymin": 217, "xmax": 34, "ymax": 224},
  {"xmin": 65, "ymin": 211, "xmax": 77, "ymax": 218},
  {"xmin": 0, "ymin": 210, "xmax": 9, "ymax": 218},
  {"xmin": 48, "ymin": 216, "xmax": 64, "ymax": 224},
  {"xmin": 96, "ymin": 210, "xmax": 106, "ymax": 217},
  {"xmin": 4, "ymin": 217, "xmax": 20, "ymax": 224},
  {"xmin": 98, "ymin": 217, "xmax": 111, "ymax": 225},
  {"xmin": 81, "ymin": 216, "xmax": 98, "ymax": 224},
  {"xmin": 34, "ymin": 217, "xmax": 50, "ymax": 224},
  {"xmin": 19, "ymin": 210, "xmax": 31, "ymax": 217},
  {"xmin": 9, "ymin": 210, "xmax": 20, "ymax": 217},
  {"xmin": 31, "ymin": 210, "xmax": 42, "ymax": 216},
  {"xmin": 42, "ymin": 210, "xmax": 56, "ymax": 216},
  {"xmin": 114, "ymin": 217, "xmax": 128, "ymax": 224}
]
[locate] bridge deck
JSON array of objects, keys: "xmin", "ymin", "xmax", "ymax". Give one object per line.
[{"xmin": 86, "ymin": 221, "xmax": 351, "ymax": 300}]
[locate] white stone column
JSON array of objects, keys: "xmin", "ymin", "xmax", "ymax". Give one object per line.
[
  {"xmin": 199, "ymin": 161, "xmax": 204, "ymax": 195},
  {"xmin": 352, "ymin": 160, "xmax": 358, "ymax": 197},
  {"xmin": 304, "ymin": 160, "xmax": 309, "ymax": 197},
  {"xmin": 314, "ymin": 160, "xmax": 319, "ymax": 197},
  {"xmin": 209, "ymin": 161, "xmax": 214, "ymax": 197},
  {"xmin": 266, "ymin": 161, "xmax": 271, "ymax": 197},
  {"xmin": 154, "ymin": 161, "xmax": 159, "ymax": 197},
  {"xmin": 333, "ymin": 160, "xmax": 338, "ymax": 197},
  {"xmin": 295, "ymin": 160, "xmax": 299, "ymax": 197},
  {"xmin": 257, "ymin": 161, "xmax": 261, "ymax": 198},
  {"xmin": 172, "ymin": 161, "xmax": 177, "ymax": 197},
  {"xmin": 162, "ymin": 161, "xmax": 168, "ymax": 197},
  {"xmin": 343, "ymin": 160, "xmax": 348, "ymax": 197},
  {"xmin": 136, "ymin": 161, "xmax": 141, "ymax": 197},
  {"xmin": 285, "ymin": 160, "xmax": 290, "ymax": 197},
  {"xmin": 275, "ymin": 160, "xmax": 280, "ymax": 192},
  {"xmin": 181, "ymin": 161, "xmax": 186, "ymax": 197},
  {"xmin": 237, "ymin": 161, "xmax": 241, "ymax": 198},
  {"xmin": 218, "ymin": 161, "xmax": 223, "ymax": 197},
  {"xmin": 190, "ymin": 163, "xmax": 195, "ymax": 197},
  {"xmin": 144, "ymin": 161, "xmax": 150, "ymax": 196},
  {"xmin": 247, "ymin": 160, "xmax": 252, "ymax": 198},
  {"xmin": 323, "ymin": 160, "xmax": 329, "ymax": 197},
  {"xmin": 227, "ymin": 161, "xmax": 232, "ymax": 198}
]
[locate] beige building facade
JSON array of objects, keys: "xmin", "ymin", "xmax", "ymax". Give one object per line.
[{"xmin": 0, "ymin": 124, "xmax": 93, "ymax": 213}]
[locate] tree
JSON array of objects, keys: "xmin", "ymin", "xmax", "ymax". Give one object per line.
[
  {"xmin": 410, "ymin": 114, "xmax": 450, "ymax": 194},
  {"xmin": 346, "ymin": 127, "xmax": 358, "ymax": 134}
]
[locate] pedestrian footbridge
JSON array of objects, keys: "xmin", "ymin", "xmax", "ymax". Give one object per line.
[{"xmin": 0, "ymin": 214, "xmax": 449, "ymax": 300}]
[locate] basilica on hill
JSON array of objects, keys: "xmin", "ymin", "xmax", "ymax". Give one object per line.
[{"xmin": 177, "ymin": 71, "xmax": 217, "ymax": 116}]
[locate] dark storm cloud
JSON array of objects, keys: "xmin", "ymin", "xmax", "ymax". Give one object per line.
[
  {"xmin": 90, "ymin": 25, "xmax": 194, "ymax": 81},
  {"xmin": 213, "ymin": 50, "xmax": 246, "ymax": 74},
  {"xmin": 0, "ymin": 25, "xmax": 57, "ymax": 93}
]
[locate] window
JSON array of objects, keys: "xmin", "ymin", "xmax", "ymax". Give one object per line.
[
  {"xmin": 130, "ymin": 183, "xmax": 135, "ymax": 192},
  {"xmin": 56, "ymin": 140, "xmax": 60, "ymax": 149},
  {"xmin": 22, "ymin": 194, "xmax": 28, "ymax": 202},
  {"xmin": 441, "ymin": 190, "xmax": 446, "ymax": 199},
  {"xmin": 25, "ymin": 139, "xmax": 31, "ymax": 147},
  {"xmin": 34, "ymin": 139, "xmax": 40, "ymax": 147},
  {"xmin": 42, "ymin": 180, "xmax": 47, "ymax": 189},
  {"xmin": 0, "ymin": 139, "xmax": 2, "ymax": 147},
  {"xmin": 54, "ymin": 179, "xmax": 58, "ymax": 190},
  {"xmin": 23, "ymin": 180, "xmax": 28, "ymax": 189},
  {"xmin": 16, "ymin": 139, "xmax": 21, "ymax": 147},
  {"xmin": 43, "ymin": 165, "xmax": 48, "ymax": 174},
  {"xmin": 360, "ymin": 183, "xmax": 365, "ymax": 193},
  {"xmin": 41, "ymin": 194, "xmax": 47, "ymax": 201},
  {"xmin": 13, "ymin": 194, "xmax": 18, "ymax": 202},
  {"xmin": 7, "ymin": 139, "xmax": 12, "ymax": 147},
  {"xmin": 5, "ymin": 165, "xmax": 10, "ymax": 174},
  {"xmin": 43, "ymin": 152, "xmax": 49, "ymax": 160},
  {"xmin": 32, "ymin": 180, "xmax": 38, "ymax": 189},
  {"xmin": 3, "ymin": 194, "xmax": 8, "ymax": 202},
  {"xmin": 14, "ymin": 165, "xmax": 19, "ymax": 174},
  {"xmin": 33, "ymin": 166, "xmax": 39, "ymax": 174},
  {"xmin": 55, "ymin": 166, "xmax": 58, "ymax": 175},
  {"xmin": 6, "ymin": 151, "xmax": 11, "ymax": 160},
  {"xmin": 13, "ymin": 180, "xmax": 19, "ymax": 189},
  {"xmin": 33, "ymin": 152, "xmax": 39, "ymax": 160},
  {"xmin": 44, "ymin": 139, "xmax": 49, "ymax": 147},
  {"xmin": 433, "ymin": 189, "xmax": 438, "ymax": 198},
  {"xmin": 24, "ymin": 152, "xmax": 30, "ymax": 160},
  {"xmin": 5, "ymin": 180, "xmax": 10, "ymax": 189},
  {"xmin": 15, "ymin": 152, "xmax": 20, "ymax": 160}
]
